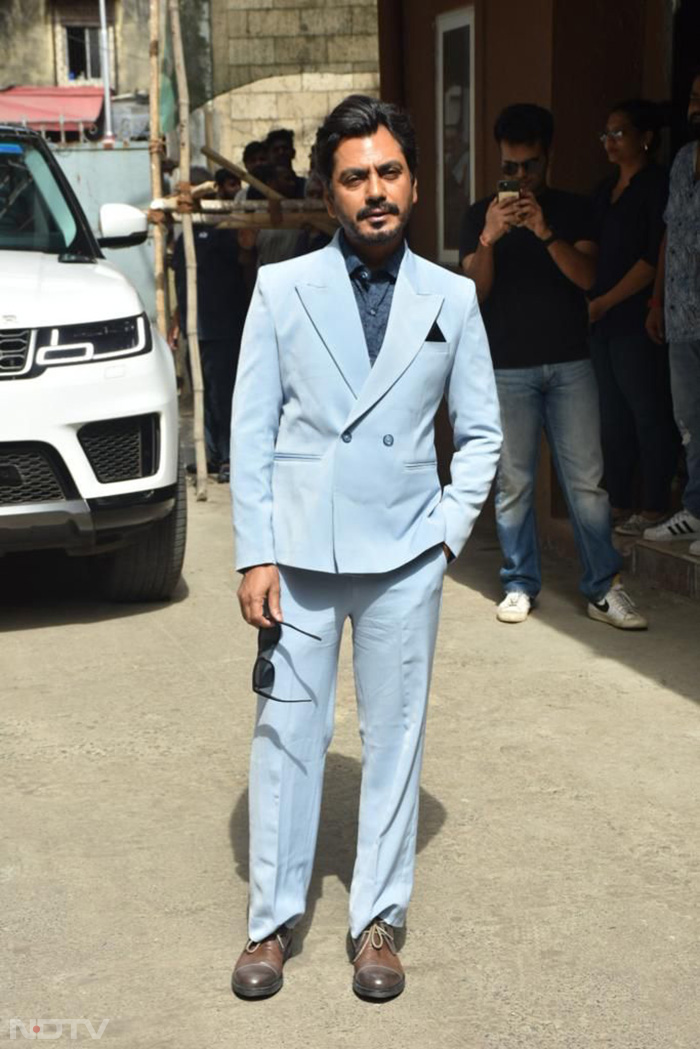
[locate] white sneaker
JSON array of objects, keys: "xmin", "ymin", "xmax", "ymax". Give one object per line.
[
  {"xmin": 689, "ymin": 540, "xmax": 700, "ymax": 558},
  {"xmin": 587, "ymin": 583, "xmax": 648, "ymax": 630},
  {"xmin": 496, "ymin": 591, "xmax": 532, "ymax": 623},
  {"xmin": 642, "ymin": 509, "xmax": 700, "ymax": 542},
  {"xmin": 614, "ymin": 513, "xmax": 648, "ymax": 537}
]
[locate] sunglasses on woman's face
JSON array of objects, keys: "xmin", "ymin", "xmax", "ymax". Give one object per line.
[
  {"xmin": 599, "ymin": 129, "xmax": 625, "ymax": 142},
  {"xmin": 252, "ymin": 613, "xmax": 321, "ymax": 704}
]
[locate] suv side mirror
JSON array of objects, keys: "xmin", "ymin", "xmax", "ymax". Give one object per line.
[{"xmin": 98, "ymin": 203, "xmax": 148, "ymax": 249}]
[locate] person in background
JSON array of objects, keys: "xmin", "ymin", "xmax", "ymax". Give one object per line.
[
  {"xmin": 588, "ymin": 100, "xmax": 678, "ymax": 537},
  {"xmin": 461, "ymin": 103, "xmax": 647, "ymax": 629},
  {"xmin": 171, "ymin": 167, "xmax": 251, "ymax": 483},
  {"xmin": 644, "ymin": 69, "xmax": 700, "ymax": 555},
  {"xmin": 215, "ymin": 167, "xmax": 241, "ymax": 200},
  {"xmin": 265, "ymin": 128, "xmax": 306, "ymax": 197},
  {"xmin": 247, "ymin": 163, "xmax": 305, "ymax": 266},
  {"xmin": 235, "ymin": 141, "xmax": 269, "ymax": 203}
]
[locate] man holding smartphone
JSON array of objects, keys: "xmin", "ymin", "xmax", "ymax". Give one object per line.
[{"xmin": 461, "ymin": 103, "xmax": 647, "ymax": 629}]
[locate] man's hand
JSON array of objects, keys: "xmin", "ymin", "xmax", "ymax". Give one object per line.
[
  {"xmin": 442, "ymin": 542, "xmax": 453, "ymax": 562},
  {"xmin": 167, "ymin": 321, "xmax": 179, "ymax": 352},
  {"xmin": 515, "ymin": 191, "xmax": 549, "ymax": 239},
  {"xmin": 237, "ymin": 565, "xmax": 282, "ymax": 627},
  {"xmin": 646, "ymin": 305, "xmax": 665, "ymax": 346},
  {"xmin": 588, "ymin": 297, "xmax": 610, "ymax": 325},
  {"xmin": 482, "ymin": 196, "xmax": 521, "ymax": 244}
]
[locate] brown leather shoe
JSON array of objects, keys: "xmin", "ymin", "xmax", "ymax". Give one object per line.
[
  {"xmin": 231, "ymin": 926, "xmax": 292, "ymax": 999},
  {"xmin": 352, "ymin": 920, "xmax": 405, "ymax": 1000}
]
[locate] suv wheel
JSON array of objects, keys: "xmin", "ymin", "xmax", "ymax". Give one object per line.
[{"xmin": 96, "ymin": 462, "xmax": 187, "ymax": 602}]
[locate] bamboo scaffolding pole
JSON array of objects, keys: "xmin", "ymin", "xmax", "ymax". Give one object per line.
[
  {"xmin": 148, "ymin": 0, "xmax": 168, "ymax": 338},
  {"xmin": 149, "ymin": 194, "xmax": 338, "ymax": 234},
  {"xmin": 169, "ymin": 0, "xmax": 207, "ymax": 500},
  {"xmin": 201, "ymin": 145, "xmax": 283, "ymax": 201}
]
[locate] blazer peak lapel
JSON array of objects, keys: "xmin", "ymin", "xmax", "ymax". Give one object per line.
[{"xmin": 295, "ymin": 244, "xmax": 370, "ymax": 398}]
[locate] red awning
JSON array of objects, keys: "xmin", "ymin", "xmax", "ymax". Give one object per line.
[{"xmin": 0, "ymin": 86, "xmax": 105, "ymax": 132}]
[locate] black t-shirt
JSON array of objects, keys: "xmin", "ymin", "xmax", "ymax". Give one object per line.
[
  {"xmin": 173, "ymin": 226, "xmax": 250, "ymax": 341},
  {"xmin": 459, "ymin": 188, "xmax": 593, "ymax": 369},
  {"xmin": 589, "ymin": 164, "xmax": 668, "ymax": 338}
]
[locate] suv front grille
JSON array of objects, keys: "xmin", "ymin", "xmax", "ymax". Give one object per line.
[
  {"xmin": 0, "ymin": 329, "xmax": 31, "ymax": 375},
  {"xmin": 78, "ymin": 414, "xmax": 159, "ymax": 484},
  {"xmin": 0, "ymin": 444, "xmax": 71, "ymax": 505}
]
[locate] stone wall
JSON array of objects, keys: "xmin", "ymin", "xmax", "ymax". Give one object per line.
[{"xmin": 204, "ymin": 0, "xmax": 380, "ymax": 172}]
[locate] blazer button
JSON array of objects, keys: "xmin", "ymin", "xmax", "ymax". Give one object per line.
[
  {"xmin": 383, "ymin": 434, "xmax": 394, "ymax": 447},
  {"xmin": 341, "ymin": 431, "xmax": 352, "ymax": 443}
]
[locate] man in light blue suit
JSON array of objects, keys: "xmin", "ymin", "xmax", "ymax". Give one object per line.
[{"xmin": 230, "ymin": 95, "xmax": 502, "ymax": 1001}]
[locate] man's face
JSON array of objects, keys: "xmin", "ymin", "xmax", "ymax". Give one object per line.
[
  {"xmin": 499, "ymin": 139, "xmax": 548, "ymax": 195},
  {"xmin": 688, "ymin": 76, "xmax": 700, "ymax": 140},
  {"xmin": 268, "ymin": 138, "xmax": 295, "ymax": 168},
  {"xmin": 273, "ymin": 166, "xmax": 298, "ymax": 198},
  {"xmin": 245, "ymin": 149, "xmax": 267, "ymax": 174},
  {"xmin": 218, "ymin": 175, "xmax": 241, "ymax": 200},
  {"xmin": 324, "ymin": 125, "xmax": 417, "ymax": 252}
]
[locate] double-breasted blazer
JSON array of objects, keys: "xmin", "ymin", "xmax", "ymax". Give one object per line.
[{"xmin": 231, "ymin": 232, "xmax": 502, "ymax": 574}]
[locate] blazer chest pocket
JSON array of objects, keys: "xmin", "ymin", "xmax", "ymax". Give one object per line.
[
  {"xmin": 273, "ymin": 452, "xmax": 322, "ymax": 461},
  {"xmin": 422, "ymin": 341, "xmax": 450, "ymax": 355}
]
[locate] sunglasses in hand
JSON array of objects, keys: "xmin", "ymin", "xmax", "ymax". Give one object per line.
[{"xmin": 252, "ymin": 600, "xmax": 322, "ymax": 703}]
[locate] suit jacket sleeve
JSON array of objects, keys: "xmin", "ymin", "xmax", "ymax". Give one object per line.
[
  {"xmin": 230, "ymin": 271, "xmax": 283, "ymax": 570},
  {"xmin": 441, "ymin": 282, "xmax": 502, "ymax": 558}
]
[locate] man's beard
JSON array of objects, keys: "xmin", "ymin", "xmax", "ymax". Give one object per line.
[
  {"xmin": 688, "ymin": 116, "xmax": 700, "ymax": 141},
  {"xmin": 345, "ymin": 203, "xmax": 409, "ymax": 246}
]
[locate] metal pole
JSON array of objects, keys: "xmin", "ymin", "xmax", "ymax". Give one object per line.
[{"xmin": 98, "ymin": 0, "xmax": 115, "ymax": 143}]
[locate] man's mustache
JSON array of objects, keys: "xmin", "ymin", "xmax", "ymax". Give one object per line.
[{"xmin": 356, "ymin": 203, "xmax": 400, "ymax": 221}]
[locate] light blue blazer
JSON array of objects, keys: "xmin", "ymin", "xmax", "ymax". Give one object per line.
[{"xmin": 231, "ymin": 233, "xmax": 502, "ymax": 574}]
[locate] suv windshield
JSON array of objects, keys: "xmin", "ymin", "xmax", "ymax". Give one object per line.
[{"xmin": 0, "ymin": 137, "xmax": 92, "ymax": 255}]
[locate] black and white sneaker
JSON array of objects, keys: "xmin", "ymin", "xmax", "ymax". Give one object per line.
[
  {"xmin": 587, "ymin": 583, "xmax": 648, "ymax": 630},
  {"xmin": 643, "ymin": 509, "xmax": 700, "ymax": 542}
]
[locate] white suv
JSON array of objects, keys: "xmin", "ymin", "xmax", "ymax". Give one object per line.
[{"xmin": 0, "ymin": 125, "xmax": 185, "ymax": 600}]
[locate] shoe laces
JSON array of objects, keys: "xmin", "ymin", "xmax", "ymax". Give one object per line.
[
  {"xmin": 606, "ymin": 585, "xmax": 637, "ymax": 616},
  {"xmin": 503, "ymin": 592, "xmax": 527, "ymax": 607},
  {"xmin": 245, "ymin": 928, "xmax": 288, "ymax": 955},
  {"xmin": 355, "ymin": 920, "xmax": 396, "ymax": 960}
]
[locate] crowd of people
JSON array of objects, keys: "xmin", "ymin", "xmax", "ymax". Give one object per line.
[
  {"xmin": 171, "ymin": 78, "xmax": 700, "ymax": 621},
  {"xmin": 461, "ymin": 75, "xmax": 700, "ymax": 624},
  {"xmin": 168, "ymin": 126, "xmax": 328, "ymax": 483}
]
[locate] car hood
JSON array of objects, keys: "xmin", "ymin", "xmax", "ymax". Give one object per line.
[{"xmin": 0, "ymin": 252, "xmax": 145, "ymax": 328}]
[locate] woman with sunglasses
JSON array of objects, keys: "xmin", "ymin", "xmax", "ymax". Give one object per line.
[{"xmin": 588, "ymin": 100, "xmax": 678, "ymax": 536}]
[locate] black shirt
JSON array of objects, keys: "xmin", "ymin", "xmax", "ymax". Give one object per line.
[
  {"xmin": 459, "ymin": 188, "xmax": 593, "ymax": 369},
  {"xmin": 589, "ymin": 163, "xmax": 668, "ymax": 338},
  {"xmin": 339, "ymin": 230, "xmax": 405, "ymax": 366},
  {"xmin": 173, "ymin": 226, "xmax": 250, "ymax": 341}
]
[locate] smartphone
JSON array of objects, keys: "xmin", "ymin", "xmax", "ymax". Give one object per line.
[{"xmin": 497, "ymin": 179, "xmax": 520, "ymax": 203}]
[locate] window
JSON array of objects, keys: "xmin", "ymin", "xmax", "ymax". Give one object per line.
[
  {"xmin": 66, "ymin": 25, "xmax": 102, "ymax": 81},
  {"xmin": 436, "ymin": 8, "xmax": 475, "ymax": 265}
]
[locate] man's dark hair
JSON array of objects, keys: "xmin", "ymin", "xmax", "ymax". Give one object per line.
[
  {"xmin": 243, "ymin": 140, "xmax": 265, "ymax": 165},
  {"xmin": 214, "ymin": 167, "xmax": 238, "ymax": 187},
  {"xmin": 314, "ymin": 94, "xmax": 418, "ymax": 187},
  {"xmin": 266, "ymin": 128, "xmax": 295, "ymax": 148},
  {"xmin": 610, "ymin": 98, "xmax": 662, "ymax": 154},
  {"xmin": 494, "ymin": 104, "xmax": 554, "ymax": 152}
]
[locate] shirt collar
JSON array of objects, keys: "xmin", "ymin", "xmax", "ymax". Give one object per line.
[{"xmin": 339, "ymin": 229, "xmax": 405, "ymax": 282}]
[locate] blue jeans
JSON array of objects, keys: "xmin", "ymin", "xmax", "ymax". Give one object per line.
[
  {"xmin": 669, "ymin": 340, "xmax": 700, "ymax": 517},
  {"xmin": 494, "ymin": 360, "xmax": 622, "ymax": 602}
]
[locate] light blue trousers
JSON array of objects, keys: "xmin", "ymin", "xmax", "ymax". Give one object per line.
[{"xmin": 247, "ymin": 545, "xmax": 446, "ymax": 941}]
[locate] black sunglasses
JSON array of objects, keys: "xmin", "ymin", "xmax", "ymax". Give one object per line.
[
  {"xmin": 501, "ymin": 157, "xmax": 545, "ymax": 176},
  {"xmin": 252, "ymin": 610, "xmax": 321, "ymax": 704}
]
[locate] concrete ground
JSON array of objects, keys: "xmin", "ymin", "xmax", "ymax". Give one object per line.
[{"xmin": 2, "ymin": 482, "xmax": 699, "ymax": 1048}]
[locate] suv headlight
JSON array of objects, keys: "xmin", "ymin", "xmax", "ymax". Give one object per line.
[{"xmin": 35, "ymin": 314, "xmax": 152, "ymax": 366}]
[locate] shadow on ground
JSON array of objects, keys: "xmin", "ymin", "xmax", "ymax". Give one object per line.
[
  {"xmin": 0, "ymin": 549, "xmax": 189, "ymax": 631},
  {"xmin": 453, "ymin": 509, "xmax": 700, "ymax": 707},
  {"xmin": 228, "ymin": 750, "xmax": 447, "ymax": 950}
]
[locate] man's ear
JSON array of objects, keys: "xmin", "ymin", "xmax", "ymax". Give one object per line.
[{"xmin": 412, "ymin": 176, "xmax": 418, "ymax": 206}]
